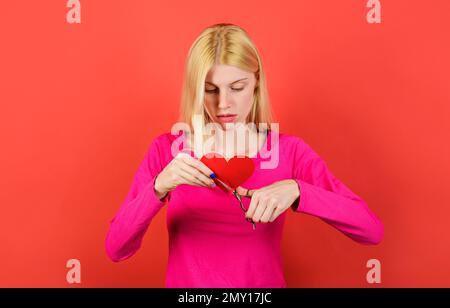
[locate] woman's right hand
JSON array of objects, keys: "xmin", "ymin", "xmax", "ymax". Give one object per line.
[{"xmin": 153, "ymin": 152, "xmax": 216, "ymax": 199}]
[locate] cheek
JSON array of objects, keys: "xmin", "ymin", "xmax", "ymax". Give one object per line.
[
  {"xmin": 204, "ymin": 97, "xmax": 217, "ymax": 109},
  {"xmin": 236, "ymin": 91, "xmax": 254, "ymax": 112}
]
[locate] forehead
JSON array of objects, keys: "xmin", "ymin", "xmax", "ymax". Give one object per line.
[{"xmin": 205, "ymin": 64, "xmax": 253, "ymax": 85}]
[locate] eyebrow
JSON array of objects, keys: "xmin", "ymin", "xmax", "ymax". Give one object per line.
[{"xmin": 205, "ymin": 78, "xmax": 248, "ymax": 86}]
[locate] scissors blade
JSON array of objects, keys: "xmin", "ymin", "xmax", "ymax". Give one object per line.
[
  {"xmin": 213, "ymin": 177, "xmax": 250, "ymax": 199},
  {"xmin": 213, "ymin": 176, "xmax": 234, "ymax": 193}
]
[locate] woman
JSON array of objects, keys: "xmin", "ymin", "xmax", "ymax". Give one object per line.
[{"xmin": 105, "ymin": 23, "xmax": 383, "ymax": 288}]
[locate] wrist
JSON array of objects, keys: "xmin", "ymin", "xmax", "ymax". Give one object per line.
[
  {"xmin": 290, "ymin": 179, "xmax": 301, "ymax": 211},
  {"xmin": 154, "ymin": 174, "xmax": 169, "ymax": 200},
  {"xmin": 290, "ymin": 179, "xmax": 300, "ymax": 198}
]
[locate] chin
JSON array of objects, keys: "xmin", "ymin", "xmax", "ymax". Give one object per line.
[{"xmin": 222, "ymin": 121, "xmax": 245, "ymax": 130}]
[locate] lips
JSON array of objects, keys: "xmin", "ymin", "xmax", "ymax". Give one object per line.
[
  {"xmin": 217, "ymin": 114, "xmax": 237, "ymax": 123},
  {"xmin": 217, "ymin": 114, "xmax": 237, "ymax": 117}
]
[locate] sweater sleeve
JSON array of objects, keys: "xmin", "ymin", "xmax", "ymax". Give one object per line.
[
  {"xmin": 290, "ymin": 137, "xmax": 384, "ymax": 245},
  {"xmin": 105, "ymin": 137, "xmax": 168, "ymax": 262}
]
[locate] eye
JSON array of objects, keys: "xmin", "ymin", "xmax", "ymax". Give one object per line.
[{"xmin": 205, "ymin": 87, "xmax": 244, "ymax": 93}]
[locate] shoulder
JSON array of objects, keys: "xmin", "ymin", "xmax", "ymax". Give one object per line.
[
  {"xmin": 145, "ymin": 130, "xmax": 187, "ymax": 163},
  {"xmin": 148, "ymin": 131, "xmax": 184, "ymax": 149},
  {"xmin": 275, "ymin": 131, "xmax": 307, "ymax": 149},
  {"xmin": 275, "ymin": 132, "xmax": 319, "ymax": 161}
]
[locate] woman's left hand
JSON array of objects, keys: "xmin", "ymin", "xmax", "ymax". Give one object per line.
[{"xmin": 236, "ymin": 179, "xmax": 300, "ymax": 224}]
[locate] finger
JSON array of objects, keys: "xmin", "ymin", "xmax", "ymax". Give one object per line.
[
  {"xmin": 236, "ymin": 186, "xmax": 254, "ymax": 198},
  {"xmin": 261, "ymin": 199, "xmax": 277, "ymax": 223},
  {"xmin": 179, "ymin": 161, "xmax": 215, "ymax": 186},
  {"xmin": 181, "ymin": 155, "xmax": 215, "ymax": 178},
  {"xmin": 269, "ymin": 207, "xmax": 283, "ymax": 222},
  {"xmin": 177, "ymin": 167, "xmax": 209, "ymax": 187},
  {"xmin": 175, "ymin": 152, "xmax": 194, "ymax": 160},
  {"xmin": 245, "ymin": 191, "xmax": 259, "ymax": 219},
  {"xmin": 177, "ymin": 168, "xmax": 205, "ymax": 187},
  {"xmin": 251, "ymin": 196, "xmax": 269, "ymax": 223}
]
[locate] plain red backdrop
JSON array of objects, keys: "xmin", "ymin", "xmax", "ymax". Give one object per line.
[{"xmin": 1, "ymin": 0, "xmax": 449, "ymax": 287}]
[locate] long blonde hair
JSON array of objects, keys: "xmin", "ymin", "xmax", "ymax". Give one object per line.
[{"xmin": 179, "ymin": 23, "xmax": 274, "ymax": 138}]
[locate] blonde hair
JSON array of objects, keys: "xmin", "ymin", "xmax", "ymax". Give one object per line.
[{"xmin": 179, "ymin": 23, "xmax": 274, "ymax": 137}]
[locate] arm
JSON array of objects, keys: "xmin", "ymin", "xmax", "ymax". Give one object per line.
[
  {"xmin": 291, "ymin": 138, "xmax": 384, "ymax": 245},
  {"xmin": 105, "ymin": 137, "xmax": 168, "ymax": 262}
]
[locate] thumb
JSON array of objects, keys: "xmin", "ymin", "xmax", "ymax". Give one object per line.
[{"xmin": 236, "ymin": 186, "xmax": 254, "ymax": 198}]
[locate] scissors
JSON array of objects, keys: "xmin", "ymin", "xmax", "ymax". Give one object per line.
[{"xmin": 212, "ymin": 176, "xmax": 256, "ymax": 230}]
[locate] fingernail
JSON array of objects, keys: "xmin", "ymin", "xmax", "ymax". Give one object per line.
[
  {"xmin": 211, "ymin": 183, "xmax": 216, "ymax": 187},
  {"xmin": 209, "ymin": 173, "xmax": 216, "ymax": 179}
]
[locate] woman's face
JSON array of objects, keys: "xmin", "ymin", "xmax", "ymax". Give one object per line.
[{"xmin": 204, "ymin": 64, "xmax": 258, "ymax": 130}]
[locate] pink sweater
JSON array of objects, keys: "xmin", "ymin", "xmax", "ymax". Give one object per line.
[{"xmin": 105, "ymin": 131, "xmax": 383, "ymax": 288}]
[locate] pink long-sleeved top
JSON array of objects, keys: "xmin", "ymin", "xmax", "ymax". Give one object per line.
[{"xmin": 105, "ymin": 130, "xmax": 383, "ymax": 288}]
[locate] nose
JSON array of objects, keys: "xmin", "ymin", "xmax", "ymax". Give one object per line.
[{"xmin": 218, "ymin": 90, "xmax": 231, "ymax": 109}]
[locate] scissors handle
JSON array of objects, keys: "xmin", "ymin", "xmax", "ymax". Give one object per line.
[
  {"xmin": 232, "ymin": 190, "xmax": 256, "ymax": 230},
  {"xmin": 214, "ymin": 178, "xmax": 255, "ymax": 230}
]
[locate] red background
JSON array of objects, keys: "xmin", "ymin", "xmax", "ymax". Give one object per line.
[{"xmin": 1, "ymin": 0, "xmax": 449, "ymax": 287}]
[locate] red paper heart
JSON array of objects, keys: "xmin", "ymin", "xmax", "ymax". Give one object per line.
[{"xmin": 200, "ymin": 153, "xmax": 255, "ymax": 191}]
